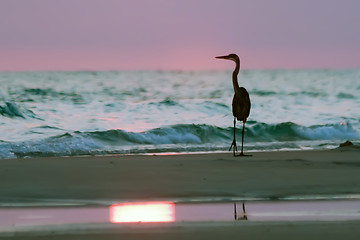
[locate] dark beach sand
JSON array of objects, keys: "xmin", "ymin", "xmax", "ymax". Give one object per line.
[{"xmin": 1, "ymin": 148, "xmax": 360, "ymax": 239}]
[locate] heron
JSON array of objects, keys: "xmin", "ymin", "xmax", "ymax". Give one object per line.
[{"xmin": 216, "ymin": 53, "xmax": 251, "ymax": 156}]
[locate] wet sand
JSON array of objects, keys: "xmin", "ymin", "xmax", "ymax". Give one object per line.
[
  {"xmin": 2, "ymin": 221, "xmax": 360, "ymax": 240},
  {"xmin": 1, "ymin": 148, "xmax": 360, "ymax": 239}
]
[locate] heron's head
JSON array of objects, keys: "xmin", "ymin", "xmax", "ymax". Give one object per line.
[{"xmin": 215, "ymin": 53, "xmax": 239, "ymax": 62}]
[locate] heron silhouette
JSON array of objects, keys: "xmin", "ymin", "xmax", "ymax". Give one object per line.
[{"xmin": 216, "ymin": 54, "xmax": 251, "ymax": 156}]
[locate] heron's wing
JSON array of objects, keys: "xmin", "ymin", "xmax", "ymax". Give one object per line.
[
  {"xmin": 240, "ymin": 87, "xmax": 251, "ymax": 118},
  {"xmin": 232, "ymin": 87, "xmax": 251, "ymax": 122}
]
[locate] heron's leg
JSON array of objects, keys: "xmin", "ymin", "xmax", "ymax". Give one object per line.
[
  {"xmin": 238, "ymin": 121, "xmax": 252, "ymax": 157},
  {"xmin": 239, "ymin": 121, "xmax": 245, "ymax": 156},
  {"xmin": 228, "ymin": 118, "xmax": 237, "ymax": 156}
]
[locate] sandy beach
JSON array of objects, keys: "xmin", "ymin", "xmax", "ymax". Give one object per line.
[
  {"xmin": 1, "ymin": 148, "xmax": 360, "ymax": 203},
  {"xmin": 1, "ymin": 147, "xmax": 360, "ymax": 239}
]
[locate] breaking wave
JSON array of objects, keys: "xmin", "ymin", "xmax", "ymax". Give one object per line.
[
  {"xmin": 0, "ymin": 102, "xmax": 40, "ymax": 119},
  {"xmin": 1, "ymin": 122, "xmax": 358, "ymax": 159}
]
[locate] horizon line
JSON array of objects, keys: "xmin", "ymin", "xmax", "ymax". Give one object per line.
[{"xmin": 1, "ymin": 67, "xmax": 359, "ymax": 73}]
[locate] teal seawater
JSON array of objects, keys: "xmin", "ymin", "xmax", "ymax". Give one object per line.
[{"xmin": 0, "ymin": 70, "xmax": 359, "ymax": 158}]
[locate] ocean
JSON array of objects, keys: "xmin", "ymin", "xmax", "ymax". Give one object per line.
[{"xmin": 0, "ymin": 70, "xmax": 359, "ymax": 159}]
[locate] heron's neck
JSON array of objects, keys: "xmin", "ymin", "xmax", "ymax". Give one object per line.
[{"xmin": 232, "ymin": 59, "xmax": 240, "ymax": 94}]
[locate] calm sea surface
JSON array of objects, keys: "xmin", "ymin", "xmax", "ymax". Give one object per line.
[{"xmin": 0, "ymin": 70, "xmax": 359, "ymax": 158}]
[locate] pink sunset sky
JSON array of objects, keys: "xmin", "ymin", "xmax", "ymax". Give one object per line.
[{"xmin": 1, "ymin": 0, "xmax": 359, "ymax": 71}]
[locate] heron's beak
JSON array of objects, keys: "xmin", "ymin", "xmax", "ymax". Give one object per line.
[{"xmin": 216, "ymin": 55, "xmax": 230, "ymax": 60}]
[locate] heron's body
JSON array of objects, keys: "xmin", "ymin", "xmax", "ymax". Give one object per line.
[
  {"xmin": 216, "ymin": 53, "xmax": 251, "ymax": 156},
  {"xmin": 233, "ymin": 87, "xmax": 251, "ymax": 122}
]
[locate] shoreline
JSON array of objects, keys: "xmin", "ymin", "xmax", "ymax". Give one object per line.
[{"xmin": 2, "ymin": 141, "xmax": 359, "ymax": 161}]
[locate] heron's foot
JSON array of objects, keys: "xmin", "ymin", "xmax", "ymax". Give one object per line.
[
  {"xmin": 228, "ymin": 139, "xmax": 238, "ymax": 156},
  {"xmin": 235, "ymin": 151, "xmax": 252, "ymax": 157}
]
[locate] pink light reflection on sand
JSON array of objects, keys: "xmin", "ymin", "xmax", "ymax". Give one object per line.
[{"xmin": 109, "ymin": 202, "xmax": 175, "ymax": 223}]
